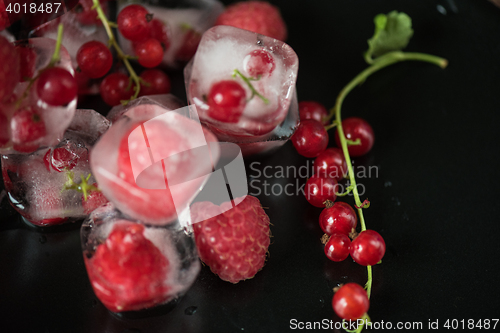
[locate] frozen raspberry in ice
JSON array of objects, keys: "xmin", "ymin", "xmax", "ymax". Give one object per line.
[
  {"xmin": 81, "ymin": 204, "xmax": 200, "ymax": 312},
  {"xmin": 117, "ymin": 0, "xmax": 223, "ymax": 68},
  {"xmin": 91, "ymin": 95, "xmax": 220, "ymax": 225}
]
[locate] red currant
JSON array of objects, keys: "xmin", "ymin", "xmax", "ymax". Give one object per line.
[
  {"xmin": 175, "ymin": 28, "xmax": 201, "ymax": 62},
  {"xmin": 332, "ymin": 283, "xmax": 369, "ymax": 320},
  {"xmin": 305, "ymin": 175, "xmax": 337, "ymax": 207},
  {"xmin": 350, "ymin": 230, "xmax": 386, "ymax": 266},
  {"xmin": 314, "ymin": 147, "xmax": 347, "ymax": 180},
  {"xmin": 100, "ymin": 73, "xmax": 134, "ymax": 106},
  {"xmin": 207, "ymin": 80, "xmax": 246, "ymax": 123},
  {"xmin": 139, "ymin": 69, "xmax": 171, "ymax": 96},
  {"xmin": 43, "ymin": 143, "xmax": 82, "ymax": 172},
  {"xmin": 133, "ymin": 38, "xmax": 164, "ymax": 68},
  {"xmin": 319, "ymin": 202, "xmax": 357, "ymax": 235},
  {"xmin": 324, "ymin": 233, "xmax": 351, "ymax": 262},
  {"xmin": 36, "ymin": 67, "xmax": 77, "ymax": 106},
  {"xmin": 76, "ymin": 41, "xmax": 113, "ymax": 79},
  {"xmin": 10, "ymin": 107, "xmax": 46, "ymax": 152},
  {"xmin": 299, "ymin": 101, "xmax": 329, "ymax": 125},
  {"xmin": 117, "ymin": 4, "xmax": 152, "ymax": 42},
  {"xmin": 149, "ymin": 18, "xmax": 170, "ymax": 51},
  {"xmin": 291, "ymin": 119, "xmax": 328, "ymax": 158},
  {"xmin": 243, "ymin": 49, "xmax": 275, "ymax": 78},
  {"xmin": 335, "ymin": 117, "xmax": 374, "ymax": 157},
  {"xmin": 16, "ymin": 44, "xmax": 37, "ymax": 82}
]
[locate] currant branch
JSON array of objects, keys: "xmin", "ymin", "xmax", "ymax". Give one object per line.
[
  {"xmin": 329, "ymin": 50, "xmax": 447, "ymax": 333},
  {"xmin": 91, "ymin": 0, "xmax": 144, "ymax": 104}
]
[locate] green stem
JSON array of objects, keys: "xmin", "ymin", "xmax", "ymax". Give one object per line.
[
  {"xmin": 330, "ymin": 50, "xmax": 447, "ymax": 333},
  {"xmin": 92, "ymin": 0, "xmax": 142, "ymax": 104},
  {"xmin": 233, "ymin": 69, "xmax": 269, "ymax": 104},
  {"xmin": 49, "ymin": 24, "xmax": 64, "ymax": 66}
]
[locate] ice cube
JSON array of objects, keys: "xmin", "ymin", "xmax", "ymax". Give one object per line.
[
  {"xmin": 0, "ymin": 38, "xmax": 77, "ymax": 154},
  {"xmin": 0, "ymin": 109, "xmax": 110, "ymax": 226},
  {"xmin": 117, "ymin": 0, "xmax": 223, "ymax": 68},
  {"xmin": 184, "ymin": 25, "xmax": 299, "ymax": 154},
  {"xmin": 90, "ymin": 95, "xmax": 221, "ymax": 225},
  {"xmin": 81, "ymin": 203, "xmax": 200, "ymax": 313},
  {"xmin": 29, "ymin": 7, "xmax": 109, "ymax": 95}
]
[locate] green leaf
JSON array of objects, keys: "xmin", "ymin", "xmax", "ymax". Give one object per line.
[{"xmin": 365, "ymin": 11, "xmax": 414, "ymax": 62}]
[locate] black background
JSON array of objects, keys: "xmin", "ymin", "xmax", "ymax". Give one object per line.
[{"xmin": 1, "ymin": 0, "xmax": 500, "ymax": 332}]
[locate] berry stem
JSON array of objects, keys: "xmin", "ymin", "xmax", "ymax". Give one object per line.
[
  {"xmin": 92, "ymin": 0, "xmax": 143, "ymax": 104},
  {"xmin": 329, "ymin": 50, "xmax": 447, "ymax": 332},
  {"xmin": 49, "ymin": 24, "xmax": 64, "ymax": 66},
  {"xmin": 232, "ymin": 69, "xmax": 269, "ymax": 104}
]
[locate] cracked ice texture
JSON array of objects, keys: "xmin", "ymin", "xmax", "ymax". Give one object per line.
[
  {"xmin": 184, "ymin": 25, "xmax": 299, "ymax": 155},
  {"xmin": 91, "ymin": 95, "xmax": 220, "ymax": 225},
  {"xmin": 1, "ymin": 109, "xmax": 110, "ymax": 226}
]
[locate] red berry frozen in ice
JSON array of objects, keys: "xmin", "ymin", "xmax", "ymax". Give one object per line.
[
  {"xmin": 324, "ymin": 233, "xmax": 351, "ymax": 262},
  {"xmin": 133, "ymin": 38, "xmax": 164, "ymax": 68},
  {"xmin": 11, "ymin": 107, "xmax": 46, "ymax": 152},
  {"xmin": 82, "ymin": 186, "xmax": 109, "ymax": 215},
  {"xmin": 291, "ymin": 119, "xmax": 328, "ymax": 158},
  {"xmin": 29, "ymin": 182, "xmax": 68, "ymax": 226},
  {"xmin": 85, "ymin": 221, "xmax": 171, "ymax": 312},
  {"xmin": 299, "ymin": 101, "xmax": 329, "ymax": 125},
  {"xmin": 72, "ymin": 0, "xmax": 108, "ymax": 25},
  {"xmin": 319, "ymin": 201, "xmax": 357, "ymax": 236},
  {"xmin": 305, "ymin": 175, "xmax": 338, "ymax": 207},
  {"xmin": 100, "ymin": 72, "xmax": 134, "ymax": 106},
  {"xmin": 207, "ymin": 80, "xmax": 247, "ymax": 123},
  {"xmin": 314, "ymin": 147, "xmax": 347, "ymax": 181},
  {"xmin": 16, "ymin": 44, "xmax": 37, "ymax": 82},
  {"xmin": 175, "ymin": 27, "xmax": 201, "ymax": 63},
  {"xmin": 117, "ymin": 4, "xmax": 152, "ymax": 42},
  {"xmin": 139, "ymin": 69, "xmax": 171, "ymax": 96},
  {"xmin": 77, "ymin": 41, "xmax": 113, "ymax": 79},
  {"xmin": 0, "ymin": 35, "xmax": 20, "ymax": 101},
  {"xmin": 350, "ymin": 230, "xmax": 386, "ymax": 266},
  {"xmin": 243, "ymin": 49, "xmax": 275, "ymax": 78},
  {"xmin": 332, "ymin": 282, "xmax": 369, "ymax": 320},
  {"xmin": 36, "ymin": 67, "xmax": 77, "ymax": 106},
  {"xmin": 334, "ymin": 117, "xmax": 374, "ymax": 157},
  {"xmin": 43, "ymin": 143, "xmax": 82, "ymax": 172},
  {"xmin": 215, "ymin": 1, "xmax": 287, "ymax": 41},
  {"xmin": 192, "ymin": 195, "xmax": 271, "ymax": 283}
]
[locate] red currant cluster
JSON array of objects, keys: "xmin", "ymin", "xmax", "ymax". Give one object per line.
[{"xmin": 291, "ymin": 100, "xmax": 385, "ymax": 323}]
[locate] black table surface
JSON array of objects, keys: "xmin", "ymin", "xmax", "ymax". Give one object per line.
[{"xmin": 2, "ymin": 0, "xmax": 500, "ymax": 332}]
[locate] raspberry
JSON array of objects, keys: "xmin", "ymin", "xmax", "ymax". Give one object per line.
[
  {"xmin": 85, "ymin": 221, "xmax": 171, "ymax": 312},
  {"xmin": 215, "ymin": 1, "xmax": 287, "ymax": 41},
  {"xmin": 192, "ymin": 195, "xmax": 271, "ymax": 283}
]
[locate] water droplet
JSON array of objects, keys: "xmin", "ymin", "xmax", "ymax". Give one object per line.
[
  {"xmin": 437, "ymin": 4, "xmax": 447, "ymax": 15},
  {"xmin": 184, "ymin": 306, "xmax": 197, "ymax": 315},
  {"xmin": 39, "ymin": 235, "xmax": 47, "ymax": 244}
]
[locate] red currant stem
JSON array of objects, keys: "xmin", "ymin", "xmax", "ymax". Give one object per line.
[
  {"xmin": 48, "ymin": 24, "xmax": 64, "ymax": 66},
  {"xmin": 335, "ymin": 185, "xmax": 354, "ymax": 197},
  {"xmin": 15, "ymin": 23, "xmax": 65, "ymax": 108},
  {"xmin": 329, "ymin": 51, "xmax": 446, "ymax": 332},
  {"xmin": 92, "ymin": 0, "xmax": 142, "ymax": 104},
  {"xmin": 324, "ymin": 121, "xmax": 338, "ymax": 131},
  {"xmin": 346, "ymin": 138, "xmax": 361, "ymax": 146},
  {"xmin": 232, "ymin": 69, "xmax": 270, "ymax": 104},
  {"xmin": 62, "ymin": 171, "xmax": 99, "ymax": 200}
]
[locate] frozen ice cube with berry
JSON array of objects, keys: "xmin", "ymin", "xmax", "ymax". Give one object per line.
[
  {"xmin": 81, "ymin": 203, "xmax": 200, "ymax": 312},
  {"xmin": 90, "ymin": 95, "xmax": 220, "ymax": 226},
  {"xmin": 29, "ymin": 3, "xmax": 110, "ymax": 95},
  {"xmin": 0, "ymin": 38, "xmax": 77, "ymax": 154},
  {"xmin": 116, "ymin": 0, "xmax": 223, "ymax": 68},
  {"xmin": 184, "ymin": 25, "xmax": 299, "ymax": 139},
  {"xmin": 1, "ymin": 109, "xmax": 110, "ymax": 227}
]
